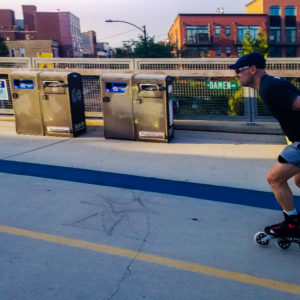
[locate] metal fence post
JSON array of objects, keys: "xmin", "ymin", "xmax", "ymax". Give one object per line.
[
  {"xmin": 30, "ymin": 57, "xmax": 34, "ymax": 68},
  {"xmin": 250, "ymin": 89, "xmax": 258, "ymax": 123},
  {"xmin": 133, "ymin": 58, "xmax": 139, "ymax": 71},
  {"xmin": 244, "ymin": 87, "xmax": 257, "ymax": 125}
]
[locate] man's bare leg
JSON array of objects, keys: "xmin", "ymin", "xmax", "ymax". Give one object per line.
[
  {"xmin": 267, "ymin": 162, "xmax": 300, "ymax": 211},
  {"xmin": 294, "ymin": 173, "xmax": 300, "ymax": 188}
]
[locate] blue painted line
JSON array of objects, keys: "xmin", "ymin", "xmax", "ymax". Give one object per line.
[{"xmin": 0, "ymin": 159, "xmax": 297, "ymax": 211}]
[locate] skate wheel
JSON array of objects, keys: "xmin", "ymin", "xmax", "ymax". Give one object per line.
[
  {"xmin": 275, "ymin": 238, "xmax": 291, "ymax": 250},
  {"xmin": 254, "ymin": 232, "xmax": 269, "ymax": 246}
]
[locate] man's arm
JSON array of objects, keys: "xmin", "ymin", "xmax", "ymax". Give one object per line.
[{"xmin": 292, "ymin": 96, "xmax": 300, "ymax": 111}]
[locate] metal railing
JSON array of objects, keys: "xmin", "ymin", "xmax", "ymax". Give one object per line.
[
  {"xmin": 0, "ymin": 57, "xmax": 31, "ymax": 68},
  {"xmin": 3, "ymin": 56, "xmax": 300, "ymax": 71},
  {"xmin": 31, "ymin": 57, "xmax": 134, "ymax": 71},
  {"xmin": 1, "ymin": 57, "xmax": 300, "ymax": 123}
]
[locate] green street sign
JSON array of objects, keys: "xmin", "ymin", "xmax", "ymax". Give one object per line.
[{"xmin": 206, "ymin": 81, "xmax": 238, "ymax": 90}]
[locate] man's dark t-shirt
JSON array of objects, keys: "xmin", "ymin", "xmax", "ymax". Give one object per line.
[{"xmin": 259, "ymin": 75, "xmax": 300, "ymax": 142}]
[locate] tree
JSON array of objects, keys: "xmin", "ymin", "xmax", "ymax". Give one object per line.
[
  {"xmin": 241, "ymin": 30, "xmax": 253, "ymax": 55},
  {"xmin": 114, "ymin": 41, "xmax": 135, "ymax": 58},
  {"xmin": 115, "ymin": 35, "xmax": 175, "ymax": 58},
  {"xmin": 242, "ymin": 28, "xmax": 269, "ymax": 58},
  {"xmin": 228, "ymin": 85, "xmax": 245, "ymax": 116},
  {"xmin": 252, "ymin": 28, "xmax": 269, "ymax": 57},
  {"xmin": 0, "ymin": 36, "xmax": 9, "ymax": 57}
]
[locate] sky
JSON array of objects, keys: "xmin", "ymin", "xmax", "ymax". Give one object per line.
[{"xmin": 0, "ymin": 0, "xmax": 251, "ymax": 48}]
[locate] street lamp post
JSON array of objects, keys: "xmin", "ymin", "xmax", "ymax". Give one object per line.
[{"xmin": 105, "ymin": 19, "xmax": 148, "ymax": 57}]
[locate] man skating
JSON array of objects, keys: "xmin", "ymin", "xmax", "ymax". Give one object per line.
[{"xmin": 228, "ymin": 52, "xmax": 300, "ymax": 239}]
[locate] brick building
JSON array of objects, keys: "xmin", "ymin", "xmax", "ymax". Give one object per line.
[
  {"xmin": 0, "ymin": 9, "xmax": 15, "ymax": 41},
  {"xmin": 169, "ymin": 0, "xmax": 300, "ymax": 57},
  {"xmin": 247, "ymin": 0, "xmax": 300, "ymax": 57},
  {"xmin": 81, "ymin": 30, "xmax": 97, "ymax": 57},
  {"xmin": 0, "ymin": 5, "xmax": 82, "ymax": 57},
  {"xmin": 6, "ymin": 38, "xmax": 59, "ymax": 58},
  {"xmin": 169, "ymin": 14, "xmax": 267, "ymax": 58}
]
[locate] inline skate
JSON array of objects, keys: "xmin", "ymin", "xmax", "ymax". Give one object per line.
[{"xmin": 254, "ymin": 212, "xmax": 300, "ymax": 250}]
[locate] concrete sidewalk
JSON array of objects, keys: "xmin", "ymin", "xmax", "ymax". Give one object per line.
[
  {"xmin": 0, "ymin": 114, "xmax": 283, "ymax": 135},
  {"xmin": 0, "ymin": 121, "xmax": 300, "ymax": 300},
  {"xmin": 0, "ymin": 121, "xmax": 289, "ymax": 190}
]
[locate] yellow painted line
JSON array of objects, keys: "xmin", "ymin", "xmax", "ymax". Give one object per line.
[
  {"xmin": 0, "ymin": 116, "xmax": 14, "ymax": 122},
  {"xmin": 0, "ymin": 117, "xmax": 103, "ymax": 126},
  {"xmin": 86, "ymin": 119, "xmax": 103, "ymax": 126},
  {"xmin": 0, "ymin": 224, "xmax": 300, "ymax": 295}
]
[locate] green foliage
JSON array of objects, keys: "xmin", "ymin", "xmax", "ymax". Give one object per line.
[
  {"xmin": 252, "ymin": 28, "xmax": 269, "ymax": 58},
  {"xmin": 114, "ymin": 35, "xmax": 175, "ymax": 58},
  {"xmin": 114, "ymin": 42, "xmax": 134, "ymax": 58},
  {"xmin": 241, "ymin": 30, "xmax": 253, "ymax": 55},
  {"xmin": 228, "ymin": 86, "xmax": 245, "ymax": 116},
  {"xmin": 0, "ymin": 36, "xmax": 9, "ymax": 57},
  {"xmin": 242, "ymin": 28, "xmax": 269, "ymax": 58}
]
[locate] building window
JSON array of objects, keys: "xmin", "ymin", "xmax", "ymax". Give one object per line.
[
  {"xmin": 237, "ymin": 26, "xmax": 260, "ymax": 43},
  {"xmin": 270, "ymin": 6, "xmax": 280, "ymax": 16},
  {"xmin": 269, "ymin": 46, "xmax": 282, "ymax": 57},
  {"xmin": 238, "ymin": 26, "xmax": 247, "ymax": 42},
  {"xmin": 198, "ymin": 47, "xmax": 209, "ymax": 57},
  {"xmin": 270, "ymin": 27, "xmax": 281, "ymax": 43},
  {"xmin": 216, "ymin": 47, "xmax": 221, "ymax": 57},
  {"xmin": 286, "ymin": 27, "xmax": 296, "ymax": 42},
  {"xmin": 215, "ymin": 26, "xmax": 220, "ymax": 37},
  {"xmin": 226, "ymin": 47, "xmax": 231, "ymax": 57},
  {"xmin": 225, "ymin": 26, "xmax": 231, "ymax": 36},
  {"xmin": 249, "ymin": 26, "xmax": 260, "ymax": 40},
  {"xmin": 10, "ymin": 48, "xmax": 15, "ymax": 57},
  {"xmin": 285, "ymin": 6, "xmax": 296, "ymax": 16},
  {"xmin": 286, "ymin": 46, "xmax": 297, "ymax": 57},
  {"xmin": 185, "ymin": 26, "xmax": 209, "ymax": 44},
  {"xmin": 19, "ymin": 48, "xmax": 25, "ymax": 57},
  {"xmin": 237, "ymin": 47, "xmax": 244, "ymax": 57}
]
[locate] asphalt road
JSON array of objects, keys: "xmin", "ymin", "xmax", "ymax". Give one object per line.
[{"xmin": 0, "ymin": 121, "xmax": 299, "ymax": 300}]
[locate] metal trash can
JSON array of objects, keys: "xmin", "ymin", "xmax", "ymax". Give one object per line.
[
  {"xmin": 133, "ymin": 74, "xmax": 174, "ymax": 142},
  {"xmin": 39, "ymin": 72, "xmax": 86, "ymax": 137},
  {"xmin": 8, "ymin": 70, "xmax": 44, "ymax": 135},
  {"xmin": 100, "ymin": 73, "xmax": 135, "ymax": 140}
]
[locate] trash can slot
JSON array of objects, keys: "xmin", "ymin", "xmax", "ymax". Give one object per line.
[
  {"xmin": 138, "ymin": 84, "xmax": 163, "ymax": 98},
  {"xmin": 43, "ymin": 80, "xmax": 67, "ymax": 94}
]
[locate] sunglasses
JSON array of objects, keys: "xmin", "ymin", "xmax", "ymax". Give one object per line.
[{"xmin": 235, "ymin": 66, "xmax": 250, "ymax": 74}]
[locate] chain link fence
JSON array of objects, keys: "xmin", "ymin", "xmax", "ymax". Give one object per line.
[
  {"xmin": 172, "ymin": 77, "xmax": 245, "ymax": 118},
  {"xmin": 82, "ymin": 76, "xmax": 101, "ymax": 114},
  {"xmin": 0, "ymin": 73, "xmax": 13, "ymax": 113}
]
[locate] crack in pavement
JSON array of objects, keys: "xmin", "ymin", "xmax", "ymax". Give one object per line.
[
  {"xmin": 105, "ymin": 193, "xmax": 152, "ymax": 299},
  {"xmin": 0, "ymin": 138, "xmax": 71, "ymax": 160},
  {"xmin": 62, "ymin": 192, "xmax": 155, "ymax": 299},
  {"xmin": 108, "ymin": 213, "xmax": 150, "ymax": 300}
]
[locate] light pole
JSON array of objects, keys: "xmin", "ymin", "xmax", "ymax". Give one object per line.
[{"xmin": 105, "ymin": 19, "xmax": 148, "ymax": 57}]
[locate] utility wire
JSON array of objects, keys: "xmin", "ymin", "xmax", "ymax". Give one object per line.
[
  {"xmin": 155, "ymin": 32, "xmax": 168, "ymax": 38},
  {"xmin": 98, "ymin": 29, "xmax": 169, "ymax": 43},
  {"xmin": 98, "ymin": 28, "xmax": 138, "ymax": 41}
]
